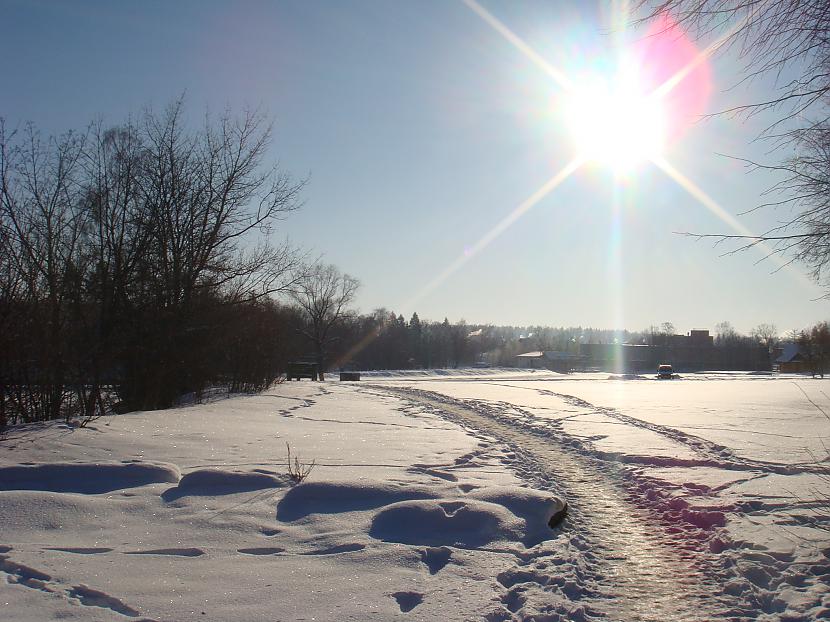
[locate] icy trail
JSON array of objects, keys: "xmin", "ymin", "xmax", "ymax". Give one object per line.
[
  {"xmin": 370, "ymin": 384, "xmax": 734, "ymax": 621},
  {"xmin": 485, "ymin": 382, "xmax": 830, "ymax": 476}
]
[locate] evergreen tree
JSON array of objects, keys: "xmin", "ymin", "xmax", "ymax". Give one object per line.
[{"xmin": 408, "ymin": 312, "xmax": 423, "ymax": 367}]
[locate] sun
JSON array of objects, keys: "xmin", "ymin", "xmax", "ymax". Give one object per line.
[{"xmin": 565, "ymin": 65, "xmax": 667, "ymax": 173}]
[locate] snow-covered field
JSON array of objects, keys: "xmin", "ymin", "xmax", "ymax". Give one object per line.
[{"xmin": 2, "ymin": 370, "xmax": 829, "ymax": 620}]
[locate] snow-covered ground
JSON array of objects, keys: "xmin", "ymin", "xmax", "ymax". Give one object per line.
[{"xmin": 2, "ymin": 371, "xmax": 829, "ymax": 620}]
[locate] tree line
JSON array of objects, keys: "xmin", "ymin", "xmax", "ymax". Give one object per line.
[
  {"xmin": 0, "ymin": 101, "xmax": 306, "ymax": 425},
  {"xmin": 2, "ymin": 102, "xmax": 828, "ymax": 429},
  {"xmin": 0, "ymin": 101, "xmax": 506, "ymax": 427}
]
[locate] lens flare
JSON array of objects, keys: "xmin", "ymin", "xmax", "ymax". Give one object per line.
[{"xmin": 635, "ymin": 14, "xmax": 713, "ymax": 137}]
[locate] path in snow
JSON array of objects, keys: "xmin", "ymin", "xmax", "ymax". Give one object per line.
[
  {"xmin": 484, "ymin": 382, "xmax": 830, "ymax": 476},
  {"xmin": 370, "ymin": 385, "xmax": 734, "ymax": 621}
]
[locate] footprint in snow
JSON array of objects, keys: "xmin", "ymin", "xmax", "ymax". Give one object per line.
[
  {"xmin": 68, "ymin": 585, "xmax": 140, "ymax": 617},
  {"xmin": 125, "ymin": 548, "xmax": 204, "ymax": 557},
  {"xmin": 408, "ymin": 465, "xmax": 458, "ymax": 482},
  {"xmin": 0, "ymin": 554, "xmax": 52, "ymax": 586},
  {"xmin": 503, "ymin": 587, "xmax": 526, "ymax": 613},
  {"xmin": 47, "ymin": 547, "xmax": 113, "ymax": 555},
  {"xmin": 302, "ymin": 543, "xmax": 365, "ymax": 556},
  {"xmin": 420, "ymin": 546, "xmax": 452, "ymax": 575},
  {"xmin": 392, "ymin": 591, "xmax": 424, "ymax": 613},
  {"xmin": 238, "ymin": 547, "xmax": 285, "ymax": 556},
  {"xmin": 497, "ymin": 568, "xmax": 546, "ymax": 589}
]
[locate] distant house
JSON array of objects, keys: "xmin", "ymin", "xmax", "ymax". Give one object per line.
[
  {"xmin": 515, "ymin": 351, "xmax": 586, "ymax": 373},
  {"xmin": 515, "ymin": 351, "xmax": 546, "ymax": 369},
  {"xmin": 774, "ymin": 343, "xmax": 808, "ymax": 373}
]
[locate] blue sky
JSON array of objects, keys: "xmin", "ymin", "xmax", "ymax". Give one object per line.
[{"xmin": 2, "ymin": 0, "xmax": 827, "ymax": 334}]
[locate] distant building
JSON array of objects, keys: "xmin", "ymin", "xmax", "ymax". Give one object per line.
[
  {"xmin": 510, "ymin": 329, "xmax": 771, "ymax": 373},
  {"xmin": 774, "ymin": 343, "xmax": 808, "ymax": 373},
  {"xmin": 580, "ymin": 331, "xmax": 717, "ymax": 373},
  {"xmin": 515, "ymin": 351, "xmax": 543, "ymax": 369},
  {"xmin": 579, "ymin": 343, "xmax": 656, "ymax": 372},
  {"xmin": 577, "ymin": 329, "xmax": 770, "ymax": 373},
  {"xmin": 515, "ymin": 351, "xmax": 586, "ymax": 373},
  {"xmin": 688, "ymin": 329, "xmax": 715, "ymax": 346}
]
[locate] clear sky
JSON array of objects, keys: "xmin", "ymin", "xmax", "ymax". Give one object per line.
[{"xmin": 2, "ymin": 0, "xmax": 827, "ymax": 334}]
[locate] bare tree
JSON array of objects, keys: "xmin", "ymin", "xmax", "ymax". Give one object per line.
[
  {"xmin": 0, "ymin": 99, "xmax": 307, "ymax": 419},
  {"xmin": 0, "ymin": 121, "xmax": 88, "ymax": 421},
  {"xmin": 643, "ymin": 1, "xmax": 830, "ymax": 288},
  {"xmin": 116, "ymin": 99, "xmax": 305, "ymax": 408},
  {"xmin": 138, "ymin": 98, "xmax": 304, "ymax": 308},
  {"xmin": 0, "ymin": 157, "xmax": 27, "ymax": 428},
  {"xmin": 799, "ymin": 321, "xmax": 830, "ymax": 378},
  {"xmin": 750, "ymin": 323, "xmax": 779, "ymax": 348},
  {"xmin": 642, "ymin": 1, "xmax": 830, "ymax": 128},
  {"xmin": 765, "ymin": 123, "xmax": 830, "ymax": 286},
  {"xmin": 289, "ymin": 263, "xmax": 359, "ymax": 380},
  {"xmin": 786, "ymin": 328, "xmax": 801, "ymax": 343},
  {"xmin": 715, "ymin": 320, "xmax": 739, "ymax": 345}
]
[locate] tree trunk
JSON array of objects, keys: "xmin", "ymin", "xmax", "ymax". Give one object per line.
[{"xmin": 315, "ymin": 341, "xmax": 325, "ymax": 381}]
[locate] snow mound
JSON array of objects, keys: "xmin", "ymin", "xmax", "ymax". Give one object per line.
[
  {"xmin": 162, "ymin": 468, "xmax": 288, "ymax": 500},
  {"xmin": 369, "ymin": 498, "xmax": 524, "ymax": 547},
  {"xmin": 369, "ymin": 488, "xmax": 567, "ymax": 548},
  {"xmin": 278, "ymin": 480, "xmax": 567, "ymax": 549},
  {"xmin": 276, "ymin": 480, "xmax": 438, "ymax": 521},
  {"xmin": 0, "ymin": 462, "xmax": 180, "ymax": 494},
  {"xmin": 468, "ymin": 487, "xmax": 568, "ymax": 544},
  {"xmin": 0, "ymin": 491, "xmax": 118, "ymax": 531}
]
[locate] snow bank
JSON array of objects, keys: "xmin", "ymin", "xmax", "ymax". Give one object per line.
[
  {"xmin": 0, "ymin": 491, "xmax": 119, "ymax": 532},
  {"xmin": 6, "ymin": 373, "xmax": 825, "ymax": 621},
  {"xmin": 3, "ymin": 383, "xmax": 539, "ymax": 621},
  {"xmin": 369, "ymin": 498, "xmax": 521, "ymax": 547},
  {"xmin": 0, "ymin": 462, "xmax": 180, "ymax": 494},
  {"xmin": 469, "ymin": 486, "xmax": 568, "ymax": 544},
  {"xmin": 276, "ymin": 480, "xmax": 438, "ymax": 521},
  {"xmin": 162, "ymin": 468, "xmax": 288, "ymax": 501},
  {"xmin": 369, "ymin": 488, "xmax": 566, "ymax": 548},
  {"xmin": 277, "ymin": 479, "xmax": 566, "ymax": 549}
]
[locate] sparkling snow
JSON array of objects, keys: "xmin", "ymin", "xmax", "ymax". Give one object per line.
[{"xmin": 1, "ymin": 371, "xmax": 829, "ymax": 620}]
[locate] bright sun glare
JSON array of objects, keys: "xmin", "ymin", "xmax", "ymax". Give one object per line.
[
  {"xmin": 401, "ymin": 0, "xmax": 811, "ymax": 315},
  {"xmin": 566, "ymin": 66, "xmax": 666, "ymax": 172}
]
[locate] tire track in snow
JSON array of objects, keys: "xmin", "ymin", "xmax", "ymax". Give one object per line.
[
  {"xmin": 370, "ymin": 385, "xmax": 733, "ymax": 622},
  {"xmin": 550, "ymin": 388, "xmax": 830, "ymax": 476},
  {"xmin": 492, "ymin": 383, "xmax": 830, "ymax": 476}
]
